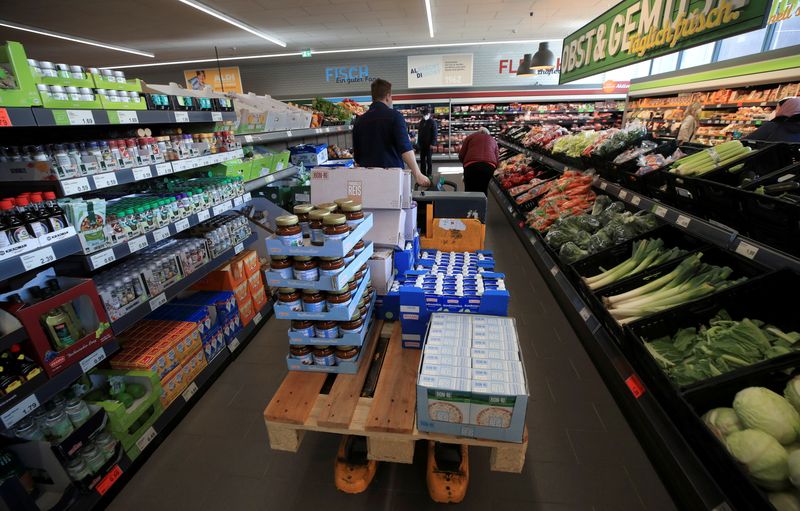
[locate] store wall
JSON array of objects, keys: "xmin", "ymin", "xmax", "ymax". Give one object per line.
[{"xmin": 134, "ymin": 41, "xmax": 598, "ymax": 99}]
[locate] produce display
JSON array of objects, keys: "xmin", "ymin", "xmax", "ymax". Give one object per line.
[
  {"xmin": 311, "ymin": 97, "xmax": 352, "ymax": 122},
  {"xmin": 668, "ymin": 141, "xmax": 752, "ymax": 176},
  {"xmin": 544, "ymin": 198, "xmax": 660, "ymax": 263},
  {"xmin": 601, "ymin": 253, "xmax": 747, "ymax": 325},
  {"xmin": 525, "ymin": 171, "xmax": 595, "ymax": 232},
  {"xmin": 582, "ymin": 123, "xmax": 647, "ymax": 159},
  {"xmin": 645, "ymin": 310, "xmax": 800, "ymax": 386},
  {"xmin": 551, "ymin": 131, "xmax": 600, "ymax": 158},
  {"xmin": 583, "ymin": 238, "xmax": 689, "ymax": 290}
]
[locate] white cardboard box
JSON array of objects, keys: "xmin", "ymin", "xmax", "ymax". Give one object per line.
[
  {"xmin": 403, "ymin": 202, "xmax": 418, "ymax": 240},
  {"xmin": 310, "ymin": 167, "xmax": 411, "ymax": 209},
  {"xmin": 364, "ymin": 209, "xmax": 406, "ymax": 249},
  {"xmin": 368, "ymin": 248, "xmax": 394, "ymax": 295}
]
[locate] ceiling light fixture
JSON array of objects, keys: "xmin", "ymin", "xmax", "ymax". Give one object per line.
[
  {"xmin": 105, "ymin": 39, "xmax": 546, "ymax": 69},
  {"xmin": 176, "ymin": 0, "xmax": 286, "ymax": 47},
  {"xmin": 529, "ymin": 42, "xmax": 555, "ymax": 69},
  {"xmin": 425, "ymin": 0, "xmax": 434, "ymax": 38},
  {"xmin": 516, "ymin": 54, "xmax": 533, "ymax": 76},
  {"xmin": 0, "ymin": 19, "xmax": 154, "ymax": 58}
]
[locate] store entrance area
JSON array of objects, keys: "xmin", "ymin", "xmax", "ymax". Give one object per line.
[{"xmin": 109, "ymin": 168, "xmax": 675, "ymax": 510}]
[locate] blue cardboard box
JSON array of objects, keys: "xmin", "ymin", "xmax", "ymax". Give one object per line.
[{"xmin": 290, "ymin": 143, "xmax": 328, "ymax": 166}]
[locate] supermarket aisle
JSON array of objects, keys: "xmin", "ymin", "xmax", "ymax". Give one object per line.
[{"xmin": 110, "ymin": 186, "xmax": 676, "ymax": 511}]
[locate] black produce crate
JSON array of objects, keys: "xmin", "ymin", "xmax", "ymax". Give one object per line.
[
  {"xmin": 738, "ymin": 163, "xmax": 800, "ymax": 257},
  {"xmin": 639, "ymin": 144, "xmax": 707, "ymax": 204},
  {"xmin": 587, "ymin": 134, "xmax": 648, "ymax": 183},
  {"xmin": 618, "ymin": 139, "xmax": 680, "ymax": 194},
  {"xmin": 680, "ymin": 359, "xmax": 800, "ymax": 511},
  {"xmin": 625, "ymin": 269, "xmax": 800, "ymax": 410},
  {"xmin": 569, "ymin": 224, "xmax": 709, "ymax": 303},
  {"xmin": 552, "ymin": 153, "xmax": 585, "ymax": 170},
  {"xmin": 588, "ymin": 245, "xmax": 769, "ymax": 340}
]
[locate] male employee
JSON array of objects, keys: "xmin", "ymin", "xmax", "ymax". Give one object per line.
[
  {"xmin": 416, "ymin": 106, "xmax": 438, "ymax": 178},
  {"xmin": 353, "ymin": 79, "xmax": 431, "ymax": 187}
]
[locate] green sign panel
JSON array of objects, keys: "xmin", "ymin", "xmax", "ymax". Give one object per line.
[{"xmin": 559, "ymin": 0, "xmax": 772, "ymax": 84}]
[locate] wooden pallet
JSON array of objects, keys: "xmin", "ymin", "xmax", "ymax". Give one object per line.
[{"xmin": 263, "ymin": 320, "xmax": 528, "ymax": 473}]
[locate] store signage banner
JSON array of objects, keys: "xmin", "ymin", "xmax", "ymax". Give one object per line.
[
  {"xmin": 184, "ymin": 67, "xmax": 243, "ymax": 93},
  {"xmin": 768, "ymin": 0, "xmax": 800, "ymax": 23},
  {"xmin": 407, "ymin": 54, "xmax": 474, "ymax": 88},
  {"xmin": 559, "ymin": 0, "xmax": 772, "ymax": 83}
]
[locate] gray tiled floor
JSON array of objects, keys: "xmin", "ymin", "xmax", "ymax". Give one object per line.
[{"xmin": 109, "ymin": 168, "xmax": 677, "ymax": 511}]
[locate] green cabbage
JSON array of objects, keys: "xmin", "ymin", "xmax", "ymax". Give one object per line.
[
  {"xmin": 727, "ymin": 429, "xmax": 789, "ymax": 490},
  {"xmin": 790, "ymin": 450, "xmax": 800, "ymax": 489},
  {"xmin": 786, "ymin": 377, "xmax": 800, "ymax": 413},
  {"xmin": 734, "ymin": 387, "xmax": 800, "ymax": 445},
  {"xmin": 702, "ymin": 407, "xmax": 743, "ymax": 441},
  {"xmin": 769, "ymin": 492, "xmax": 800, "ymax": 511}
]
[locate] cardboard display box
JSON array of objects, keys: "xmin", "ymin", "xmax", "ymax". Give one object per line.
[{"xmin": 310, "ymin": 167, "xmax": 412, "ymax": 210}]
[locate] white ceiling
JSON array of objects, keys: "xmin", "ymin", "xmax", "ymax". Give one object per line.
[{"xmin": 0, "ymin": 0, "xmax": 618, "ymax": 67}]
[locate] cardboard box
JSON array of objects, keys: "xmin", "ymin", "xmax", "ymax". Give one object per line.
[
  {"xmin": 247, "ymin": 271, "xmax": 264, "ymax": 295},
  {"xmin": 238, "ymin": 295, "xmax": 255, "ymax": 325},
  {"xmin": 365, "ymin": 209, "xmax": 406, "ymax": 249},
  {"xmin": 251, "ymin": 283, "xmax": 268, "ymax": 310},
  {"xmin": 290, "ymin": 144, "xmax": 328, "ymax": 166},
  {"xmin": 368, "ymin": 248, "xmax": 394, "ymax": 295},
  {"xmin": 310, "ymin": 167, "xmax": 412, "ymax": 209},
  {"xmin": 191, "ymin": 258, "xmax": 247, "ymax": 291},
  {"xmin": 239, "ymin": 250, "xmax": 260, "ymax": 277},
  {"xmin": 403, "ymin": 203, "xmax": 418, "ymax": 241}
]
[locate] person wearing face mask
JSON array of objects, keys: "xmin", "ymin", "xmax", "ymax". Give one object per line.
[
  {"xmin": 352, "ymin": 79, "xmax": 431, "ymax": 187},
  {"xmin": 416, "ymin": 107, "xmax": 438, "ymax": 179},
  {"xmin": 745, "ymin": 97, "xmax": 800, "ymax": 143}
]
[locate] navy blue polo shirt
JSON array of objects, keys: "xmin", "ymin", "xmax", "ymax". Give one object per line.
[{"xmin": 352, "ymin": 101, "xmax": 413, "ymax": 168}]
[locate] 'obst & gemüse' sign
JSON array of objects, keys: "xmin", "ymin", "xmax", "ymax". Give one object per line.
[{"xmin": 559, "ymin": 0, "xmax": 772, "ymax": 84}]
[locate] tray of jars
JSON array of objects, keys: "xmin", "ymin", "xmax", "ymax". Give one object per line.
[
  {"xmin": 273, "ymin": 269, "xmax": 372, "ymax": 321},
  {"xmin": 264, "ymin": 241, "xmax": 373, "ymax": 291},
  {"xmin": 265, "ymin": 212, "xmax": 373, "ymax": 258},
  {"xmin": 285, "ymin": 313, "xmax": 377, "ymax": 374},
  {"xmin": 287, "ymin": 292, "xmax": 376, "ymax": 347}
]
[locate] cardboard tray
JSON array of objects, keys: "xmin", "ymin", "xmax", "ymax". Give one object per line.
[
  {"xmin": 265, "ymin": 242, "xmax": 373, "ymax": 291},
  {"xmin": 266, "ymin": 213, "xmax": 373, "ymax": 257},
  {"xmin": 273, "ymin": 269, "xmax": 371, "ymax": 321},
  {"xmin": 287, "ymin": 293, "xmax": 376, "ymax": 347}
]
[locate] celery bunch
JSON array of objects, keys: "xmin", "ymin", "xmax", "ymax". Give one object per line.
[{"xmin": 669, "ymin": 141, "xmax": 751, "ymax": 177}]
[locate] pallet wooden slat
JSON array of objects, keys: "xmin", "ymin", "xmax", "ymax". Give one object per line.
[
  {"xmin": 365, "ymin": 322, "xmax": 421, "ymax": 434},
  {"xmin": 317, "ymin": 321, "xmax": 383, "ymax": 428},
  {"xmin": 264, "ymin": 371, "xmax": 327, "ymax": 424}
]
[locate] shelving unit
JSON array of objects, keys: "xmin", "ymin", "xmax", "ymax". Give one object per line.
[
  {"xmin": 0, "ymin": 107, "xmax": 235, "ymax": 128},
  {"xmin": 243, "ymin": 166, "xmax": 300, "ymax": 192},
  {"xmin": 0, "ymin": 229, "xmax": 82, "ymax": 281},
  {"xmin": 235, "ymin": 125, "xmax": 352, "ymax": 145}
]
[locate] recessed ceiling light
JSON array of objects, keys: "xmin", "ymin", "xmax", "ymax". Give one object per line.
[
  {"xmin": 0, "ymin": 19, "xmax": 154, "ymax": 58},
  {"xmin": 176, "ymin": 0, "xmax": 286, "ymax": 47},
  {"xmin": 105, "ymin": 39, "xmax": 547, "ymax": 69},
  {"xmin": 425, "ymin": 0, "xmax": 434, "ymax": 38}
]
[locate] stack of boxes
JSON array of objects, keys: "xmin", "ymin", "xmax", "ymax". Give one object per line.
[
  {"xmin": 172, "ymin": 291, "xmax": 240, "ymax": 362},
  {"xmin": 416, "ymin": 313, "xmax": 528, "ymax": 442}
]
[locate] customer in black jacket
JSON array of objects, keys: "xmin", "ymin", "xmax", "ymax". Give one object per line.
[
  {"xmin": 416, "ymin": 107, "xmax": 438, "ymax": 178},
  {"xmin": 745, "ymin": 97, "xmax": 800, "ymax": 143}
]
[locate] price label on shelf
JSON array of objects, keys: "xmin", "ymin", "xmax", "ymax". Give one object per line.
[
  {"xmin": 631, "ymin": 195, "xmax": 641, "ymax": 206},
  {"xmin": 213, "ymin": 201, "xmax": 232, "ymax": 216},
  {"xmin": 155, "ymin": 163, "xmax": 172, "ymax": 176},
  {"xmin": 233, "ymin": 196, "xmax": 243, "ymax": 207},
  {"xmin": 174, "ymin": 111, "xmax": 190, "ymax": 123},
  {"xmin": 182, "ymin": 381, "xmax": 199, "ymax": 402},
  {"xmin": 117, "ymin": 111, "xmax": 139, "ymax": 124},
  {"xmin": 315, "ymin": 128, "xmax": 323, "ymax": 134},
  {"xmin": 0, "ymin": 108, "xmax": 11, "ymax": 127},
  {"xmin": 135, "ymin": 426, "xmax": 157, "ymax": 452},
  {"xmin": 90, "ymin": 249, "xmax": 116, "ymax": 268},
  {"xmin": 174, "ymin": 218, "xmax": 190, "ymax": 233},
  {"xmin": 95, "ymin": 465, "xmax": 123, "ymax": 496},
  {"xmin": 196, "ymin": 209, "xmax": 211, "ymax": 222},
  {"xmin": 599, "ymin": 181, "xmax": 607, "ymax": 190},
  {"xmin": 128, "ymin": 236, "xmax": 148, "ymax": 253},
  {"xmin": 153, "ymin": 227, "xmax": 170, "ymax": 242},
  {"xmin": 21, "ymin": 247, "xmax": 56, "ymax": 271},
  {"xmin": 132, "ymin": 166, "xmax": 152, "ymax": 181},
  {"xmin": 243, "ymin": 192, "xmax": 252, "ymax": 202},
  {"xmin": 234, "ymin": 242, "xmax": 244, "ymax": 254},
  {"xmin": 676, "ymin": 215, "xmax": 691, "ymax": 228},
  {"xmin": 228, "ymin": 337, "xmax": 241, "ymax": 352},
  {"xmin": 286, "ymin": 130, "xmax": 293, "ymax": 138},
  {"xmin": 93, "ymin": 173, "xmax": 118, "ymax": 189},
  {"xmin": 253, "ymin": 312, "xmax": 262, "ymax": 324},
  {"xmin": 244, "ymin": 135, "xmax": 253, "ymax": 143},
  {"xmin": 67, "ymin": 110, "xmax": 95, "ymax": 125},
  {"xmin": 653, "ymin": 205, "xmax": 668, "ymax": 218},
  {"xmin": 150, "ymin": 293, "xmax": 167, "ymax": 311},
  {"xmin": 735, "ymin": 240, "xmax": 759, "ymax": 260},
  {"xmin": 79, "ymin": 347, "xmax": 107, "ymax": 373},
  {"xmin": 549, "ymin": 266, "xmax": 559, "ymax": 276},
  {"xmin": 579, "ymin": 307, "xmax": 591, "ymax": 322},
  {"xmin": 618, "ymin": 190, "xmax": 628, "ymax": 200},
  {"xmin": 62, "ymin": 177, "xmax": 91, "ymax": 196},
  {"xmin": 1, "ymin": 394, "xmax": 40, "ymax": 429},
  {"xmin": 211, "ymin": 111, "xmax": 223, "ymax": 122}
]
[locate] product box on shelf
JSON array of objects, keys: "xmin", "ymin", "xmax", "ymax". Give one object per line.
[
  {"xmin": 368, "ymin": 247, "xmax": 394, "ymax": 295},
  {"xmin": 84, "ymin": 370, "xmax": 163, "ymax": 456},
  {"xmin": 160, "ymin": 364, "xmax": 186, "ymax": 408},
  {"xmin": 377, "ymin": 284, "xmax": 401, "ymax": 321},
  {"xmin": 238, "ymin": 294, "xmax": 256, "ymax": 326},
  {"xmin": 319, "ymin": 159, "xmax": 355, "ymax": 168},
  {"xmin": 202, "ymin": 324, "xmax": 227, "ymax": 362},
  {"xmin": 0, "ymin": 271, "xmax": 114, "ymax": 376},
  {"xmin": 265, "ymin": 241, "xmax": 373, "ymax": 291},
  {"xmin": 403, "ymin": 203, "xmax": 418, "ymax": 241},
  {"xmin": 290, "ymin": 144, "xmax": 329, "ymax": 166},
  {"xmin": 394, "ymin": 235, "xmax": 420, "ymax": 278},
  {"xmin": 416, "ymin": 314, "xmax": 528, "ymax": 442},
  {"xmin": 0, "ymin": 41, "xmax": 43, "ymax": 107},
  {"xmin": 310, "ymin": 167, "xmax": 412, "ymax": 210},
  {"xmin": 365, "ymin": 209, "xmax": 407, "ymax": 249},
  {"xmin": 172, "ymin": 290, "xmax": 239, "ymax": 325},
  {"xmin": 251, "ymin": 283, "xmax": 268, "ymax": 310},
  {"xmin": 191, "ymin": 257, "xmax": 247, "ymax": 291},
  {"xmin": 265, "ymin": 212, "xmax": 373, "ymax": 257},
  {"xmin": 247, "ymin": 271, "xmax": 264, "ymax": 295}
]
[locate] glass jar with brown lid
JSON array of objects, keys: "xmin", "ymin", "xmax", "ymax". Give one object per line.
[
  {"xmin": 293, "ymin": 204, "xmax": 314, "ymax": 238},
  {"xmin": 335, "ymin": 345, "xmax": 360, "ymax": 363},
  {"xmin": 322, "ymin": 214, "xmax": 349, "ymax": 242},
  {"xmin": 333, "ymin": 198, "xmax": 354, "ymax": 211},
  {"xmin": 290, "ymin": 345, "xmax": 313, "ymax": 365},
  {"xmin": 291, "ymin": 320, "xmax": 315, "ymax": 337},
  {"xmin": 312, "ymin": 345, "xmax": 336, "ymax": 365},
  {"xmin": 341, "ymin": 202, "xmax": 364, "ymax": 229},
  {"xmin": 339, "ymin": 309, "xmax": 364, "ymax": 335},
  {"xmin": 357, "ymin": 296, "xmax": 368, "ymax": 317},
  {"xmin": 302, "ymin": 289, "xmax": 326, "ymax": 313},
  {"xmin": 277, "ymin": 288, "xmax": 302, "ymax": 311},
  {"xmin": 344, "ymin": 247, "xmax": 355, "ymax": 265},
  {"xmin": 318, "ymin": 256, "xmax": 345, "ymax": 278},
  {"xmin": 314, "ymin": 202, "xmax": 337, "ymax": 213},
  {"xmin": 353, "ymin": 239, "xmax": 366, "ymax": 256},
  {"xmin": 315, "ymin": 320, "xmax": 338, "ymax": 339},
  {"xmin": 269, "ymin": 255, "xmax": 293, "ymax": 279},
  {"xmin": 293, "ymin": 256, "xmax": 319, "ymax": 281},
  {"xmin": 308, "ymin": 209, "xmax": 330, "ymax": 246},
  {"xmin": 326, "ymin": 286, "xmax": 352, "ymax": 310},
  {"xmin": 347, "ymin": 276, "xmax": 358, "ymax": 293},
  {"xmin": 275, "ymin": 215, "xmax": 302, "ymax": 247}
]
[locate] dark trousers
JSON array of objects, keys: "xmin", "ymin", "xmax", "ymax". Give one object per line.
[
  {"xmin": 419, "ymin": 145, "xmax": 433, "ymax": 177},
  {"xmin": 463, "ymin": 162, "xmax": 494, "ymax": 195}
]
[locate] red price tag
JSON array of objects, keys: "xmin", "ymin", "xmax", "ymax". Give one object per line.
[
  {"xmin": 518, "ymin": 221, "xmax": 524, "ymax": 228},
  {"xmin": 0, "ymin": 108, "xmax": 11, "ymax": 127},
  {"xmin": 95, "ymin": 464, "xmax": 123, "ymax": 495},
  {"xmin": 625, "ymin": 374, "xmax": 646, "ymax": 398}
]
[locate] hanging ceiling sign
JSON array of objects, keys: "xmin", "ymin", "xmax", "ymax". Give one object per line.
[
  {"xmin": 559, "ymin": 0, "xmax": 772, "ymax": 84},
  {"xmin": 768, "ymin": 0, "xmax": 800, "ymax": 24},
  {"xmin": 407, "ymin": 54, "xmax": 474, "ymax": 88}
]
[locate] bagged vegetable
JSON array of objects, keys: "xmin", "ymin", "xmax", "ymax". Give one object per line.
[
  {"xmin": 573, "ymin": 230, "xmax": 591, "ymax": 250},
  {"xmin": 544, "ymin": 229, "xmax": 574, "ymax": 250},
  {"xmin": 587, "ymin": 230, "xmax": 614, "ymax": 254},
  {"xmin": 559, "ymin": 242, "xmax": 589, "ymax": 264},
  {"xmin": 591, "ymin": 195, "xmax": 612, "ymax": 215},
  {"xmin": 598, "ymin": 202, "xmax": 626, "ymax": 226}
]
